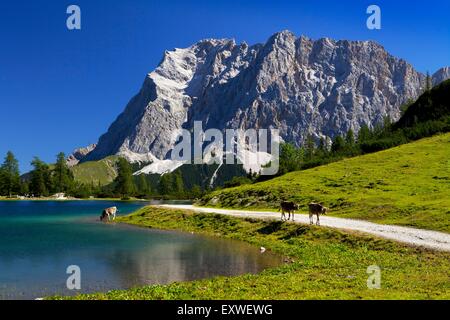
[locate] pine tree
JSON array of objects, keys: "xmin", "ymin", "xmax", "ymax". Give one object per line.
[
  {"xmin": 304, "ymin": 134, "xmax": 315, "ymax": 161},
  {"xmin": 279, "ymin": 143, "xmax": 302, "ymax": 175},
  {"xmin": 358, "ymin": 124, "xmax": 371, "ymax": 145},
  {"xmin": 331, "ymin": 135, "xmax": 345, "ymax": 154},
  {"xmin": 0, "ymin": 151, "xmax": 21, "ymax": 197},
  {"xmin": 114, "ymin": 158, "xmax": 135, "ymax": 198},
  {"xmin": 318, "ymin": 138, "xmax": 326, "ymax": 152},
  {"xmin": 0, "ymin": 169, "xmax": 5, "ymax": 196},
  {"xmin": 314, "ymin": 137, "xmax": 329, "ymax": 160},
  {"xmin": 158, "ymin": 174, "xmax": 172, "ymax": 196},
  {"xmin": 172, "ymin": 171, "xmax": 185, "ymax": 198},
  {"xmin": 383, "ymin": 116, "xmax": 393, "ymax": 132},
  {"xmin": 345, "ymin": 129, "xmax": 355, "ymax": 154},
  {"xmin": 53, "ymin": 152, "xmax": 74, "ymax": 193},
  {"xmin": 136, "ymin": 174, "xmax": 151, "ymax": 197},
  {"xmin": 345, "ymin": 129, "xmax": 355, "ymax": 146},
  {"xmin": 20, "ymin": 181, "xmax": 29, "ymax": 196},
  {"xmin": 30, "ymin": 157, "xmax": 51, "ymax": 197}
]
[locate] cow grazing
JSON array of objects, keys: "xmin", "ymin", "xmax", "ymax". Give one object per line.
[
  {"xmin": 279, "ymin": 201, "xmax": 299, "ymax": 221},
  {"xmin": 100, "ymin": 206, "xmax": 119, "ymax": 222},
  {"xmin": 308, "ymin": 202, "xmax": 328, "ymax": 226}
]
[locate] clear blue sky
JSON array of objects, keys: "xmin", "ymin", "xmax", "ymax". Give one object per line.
[{"xmin": 0, "ymin": 0, "xmax": 449, "ymax": 172}]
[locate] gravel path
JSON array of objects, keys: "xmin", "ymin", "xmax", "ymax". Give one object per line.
[{"xmin": 159, "ymin": 204, "xmax": 450, "ymax": 252}]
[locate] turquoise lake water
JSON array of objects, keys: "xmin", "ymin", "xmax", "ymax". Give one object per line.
[{"xmin": 0, "ymin": 201, "xmax": 281, "ymax": 299}]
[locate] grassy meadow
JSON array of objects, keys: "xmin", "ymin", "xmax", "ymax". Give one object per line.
[
  {"xmin": 70, "ymin": 156, "xmax": 118, "ymax": 186},
  {"xmin": 52, "ymin": 207, "xmax": 450, "ymax": 300},
  {"xmin": 200, "ymin": 133, "xmax": 450, "ymax": 232},
  {"xmin": 49, "ymin": 133, "xmax": 450, "ymax": 300}
]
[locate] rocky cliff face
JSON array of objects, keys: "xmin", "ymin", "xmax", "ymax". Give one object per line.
[
  {"xmin": 67, "ymin": 144, "xmax": 97, "ymax": 167},
  {"xmin": 83, "ymin": 30, "xmax": 449, "ymax": 169},
  {"xmin": 432, "ymin": 67, "xmax": 450, "ymax": 86}
]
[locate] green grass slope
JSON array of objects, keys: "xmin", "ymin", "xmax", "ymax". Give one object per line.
[
  {"xmin": 201, "ymin": 133, "xmax": 450, "ymax": 232},
  {"xmin": 71, "ymin": 156, "xmax": 118, "ymax": 186}
]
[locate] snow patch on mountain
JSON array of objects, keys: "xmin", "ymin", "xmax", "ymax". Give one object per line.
[{"xmin": 134, "ymin": 159, "xmax": 186, "ymax": 176}]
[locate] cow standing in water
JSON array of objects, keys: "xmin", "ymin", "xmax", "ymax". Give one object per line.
[
  {"xmin": 100, "ymin": 206, "xmax": 119, "ymax": 222},
  {"xmin": 308, "ymin": 203, "xmax": 328, "ymax": 226},
  {"xmin": 279, "ymin": 201, "xmax": 299, "ymax": 221}
]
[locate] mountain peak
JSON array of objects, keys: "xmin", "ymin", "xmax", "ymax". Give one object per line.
[
  {"xmin": 265, "ymin": 30, "xmax": 296, "ymax": 46},
  {"xmin": 271, "ymin": 29, "xmax": 296, "ymax": 38},
  {"xmin": 83, "ymin": 32, "xmax": 450, "ymax": 170}
]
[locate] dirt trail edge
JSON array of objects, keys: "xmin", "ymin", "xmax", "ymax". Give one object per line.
[{"xmin": 158, "ymin": 204, "xmax": 450, "ymax": 252}]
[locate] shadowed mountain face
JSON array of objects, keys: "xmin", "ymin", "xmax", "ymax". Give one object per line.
[
  {"xmin": 83, "ymin": 30, "xmax": 449, "ymax": 163},
  {"xmin": 396, "ymin": 79, "xmax": 450, "ymax": 128},
  {"xmin": 432, "ymin": 67, "xmax": 450, "ymax": 86}
]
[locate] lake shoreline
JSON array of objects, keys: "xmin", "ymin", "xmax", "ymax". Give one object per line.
[
  {"xmin": 0, "ymin": 197, "xmax": 155, "ymax": 202},
  {"xmin": 50, "ymin": 206, "xmax": 450, "ymax": 300},
  {"xmin": 1, "ymin": 200, "xmax": 280, "ymax": 300}
]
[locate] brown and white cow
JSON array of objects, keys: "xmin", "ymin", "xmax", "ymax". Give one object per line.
[
  {"xmin": 279, "ymin": 201, "xmax": 299, "ymax": 221},
  {"xmin": 100, "ymin": 206, "xmax": 118, "ymax": 222},
  {"xmin": 308, "ymin": 202, "xmax": 328, "ymax": 226}
]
